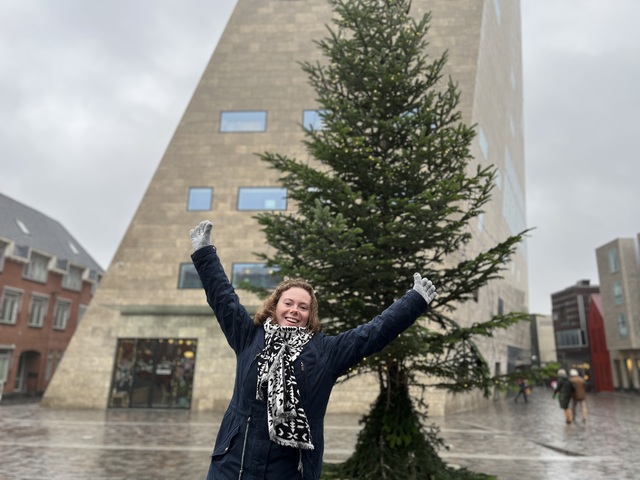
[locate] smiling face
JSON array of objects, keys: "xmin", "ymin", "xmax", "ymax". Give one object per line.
[{"xmin": 274, "ymin": 287, "xmax": 312, "ymax": 328}]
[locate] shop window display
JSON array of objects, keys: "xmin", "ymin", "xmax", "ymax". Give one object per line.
[{"xmin": 109, "ymin": 338, "xmax": 197, "ymax": 409}]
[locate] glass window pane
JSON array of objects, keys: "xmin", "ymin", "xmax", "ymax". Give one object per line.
[
  {"xmin": 220, "ymin": 111, "xmax": 267, "ymax": 132},
  {"xmin": 303, "ymin": 109, "xmax": 326, "ymax": 130},
  {"xmin": 0, "ymin": 241, "xmax": 7, "ymax": 271},
  {"xmin": 25, "ymin": 252, "xmax": 49, "ymax": 282},
  {"xmin": 1, "ymin": 290, "xmax": 21, "ymax": 325},
  {"xmin": 617, "ymin": 314, "xmax": 628, "ymax": 337},
  {"xmin": 187, "ymin": 187, "xmax": 213, "ymax": 211},
  {"xmin": 178, "ymin": 264, "xmax": 202, "ymax": 289},
  {"xmin": 608, "ymin": 248, "xmax": 619, "ymax": 273},
  {"xmin": 613, "ymin": 281, "xmax": 623, "ymax": 305},
  {"xmin": 62, "ymin": 265, "xmax": 84, "ymax": 291},
  {"xmin": 232, "ymin": 263, "xmax": 281, "ymax": 290},
  {"xmin": 238, "ymin": 187, "xmax": 287, "ymax": 211},
  {"xmin": 29, "ymin": 296, "xmax": 48, "ymax": 327},
  {"xmin": 53, "ymin": 301, "xmax": 71, "ymax": 330},
  {"xmin": 0, "ymin": 352, "xmax": 10, "ymax": 384}
]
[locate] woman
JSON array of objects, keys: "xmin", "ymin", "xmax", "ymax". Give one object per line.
[
  {"xmin": 190, "ymin": 220, "xmax": 437, "ymax": 480},
  {"xmin": 553, "ymin": 369, "xmax": 574, "ymax": 424}
]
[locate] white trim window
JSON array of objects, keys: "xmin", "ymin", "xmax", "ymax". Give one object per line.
[
  {"xmin": 45, "ymin": 351, "xmax": 55, "ymax": 381},
  {"xmin": 0, "ymin": 241, "xmax": 7, "ymax": 272},
  {"xmin": 62, "ymin": 265, "xmax": 84, "ymax": 291},
  {"xmin": 53, "ymin": 300, "xmax": 71, "ymax": 330},
  {"xmin": 0, "ymin": 351, "xmax": 11, "ymax": 385},
  {"xmin": 28, "ymin": 295, "xmax": 48, "ymax": 327},
  {"xmin": 24, "ymin": 251, "xmax": 49, "ymax": 283},
  {"xmin": 0, "ymin": 289, "xmax": 22, "ymax": 325}
]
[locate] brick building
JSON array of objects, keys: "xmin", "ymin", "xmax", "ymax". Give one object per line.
[
  {"xmin": 595, "ymin": 235, "xmax": 640, "ymax": 390},
  {"xmin": 0, "ymin": 193, "xmax": 103, "ymax": 401}
]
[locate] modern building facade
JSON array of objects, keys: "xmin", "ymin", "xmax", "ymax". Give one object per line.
[
  {"xmin": 43, "ymin": 0, "xmax": 529, "ymax": 415},
  {"xmin": 586, "ymin": 294, "xmax": 614, "ymax": 392},
  {"xmin": 529, "ymin": 314, "xmax": 557, "ymax": 367},
  {"xmin": 595, "ymin": 235, "xmax": 640, "ymax": 390},
  {"xmin": 550, "ymin": 280, "xmax": 599, "ymax": 388},
  {"xmin": 0, "ymin": 193, "xmax": 103, "ymax": 401}
]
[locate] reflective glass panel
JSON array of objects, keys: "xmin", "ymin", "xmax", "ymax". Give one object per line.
[
  {"xmin": 220, "ymin": 111, "xmax": 267, "ymax": 132},
  {"xmin": 178, "ymin": 263, "xmax": 202, "ymax": 289},
  {"xmin": 237, "ymin": 187, "xmax": 287, "ymax": 210},
  {"xmin": 187, "ymin": 187, "xmax": 213, "ymax": 211},
  {"xmin": 303, "ymin": 109, "xmax": 326, "ymax": 130},
  {"xmin": 232, "ymin": 263, "xmax": 281, "ymax": 290}
]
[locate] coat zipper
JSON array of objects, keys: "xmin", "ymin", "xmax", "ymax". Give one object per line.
[{"xmin": 238, "ymin": 415, "xmax": 251, "ymax": 480}]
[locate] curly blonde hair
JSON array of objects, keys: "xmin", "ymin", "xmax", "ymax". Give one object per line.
[{"xmin": 254, "ymin": 278, "xmax": 321, "ymax": 333}]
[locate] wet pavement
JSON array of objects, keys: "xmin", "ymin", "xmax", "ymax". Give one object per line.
[{"xmin": 0, "ymin": 388, "xmax": 636, "ymax": 479}]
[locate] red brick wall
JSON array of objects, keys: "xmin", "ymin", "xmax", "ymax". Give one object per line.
[{"xmin": 0, "ymin": 257, "xmax": 95, "ymax": 395}]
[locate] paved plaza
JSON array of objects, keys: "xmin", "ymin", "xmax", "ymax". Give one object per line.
[{"xmin": 0, "ymin": 388, "xmax": 637, "ymax": 479}]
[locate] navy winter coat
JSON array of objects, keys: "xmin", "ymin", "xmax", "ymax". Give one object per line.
[{"xmin": 192, "ymin": 246, "xmax": 428, "ymax": 479}]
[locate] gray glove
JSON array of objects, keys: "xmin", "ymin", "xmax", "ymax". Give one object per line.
[
  {"xmin": 412, "ymin": 273, "xmax": 437, "ymax": 305},
  {"xmin": 190, "ymin": 220, "xmax": 213, "ymax": 251}
]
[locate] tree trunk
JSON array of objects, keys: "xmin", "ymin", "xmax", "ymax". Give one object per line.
[{"xmin": 335, "ymin": 362, "xmax": 450, "ymax": 480}]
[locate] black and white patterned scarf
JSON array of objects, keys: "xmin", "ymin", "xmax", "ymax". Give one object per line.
[{"xmin": 256, "ymin": 318, "xmax": 314, "ymax": 451}]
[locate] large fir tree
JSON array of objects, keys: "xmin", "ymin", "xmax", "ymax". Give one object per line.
[{"xmin": 252, "ymin": 0, "xmax": 530, "ymax": 478}]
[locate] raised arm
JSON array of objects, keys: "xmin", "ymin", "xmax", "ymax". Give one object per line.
[
  {"xmin": 325, "ymin": 273, "xmax": 437, "ymax": 377},
  {"xmin": 190, "ymin": 220, "xmax": 254, "ymax": 353}
]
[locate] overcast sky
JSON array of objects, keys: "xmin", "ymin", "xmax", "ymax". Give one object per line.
[{"xmin": 2, "ymin": 1, "xmax": 639, "ymax": 315}]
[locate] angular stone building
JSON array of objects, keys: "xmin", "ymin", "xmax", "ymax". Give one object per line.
[
  {"xmin": 43, "ymin": 0, "xmax": 529, "ymax": 414},
  {"xmin": 595, "ymin": 235, "xmax": 640, "ymax": 390}
]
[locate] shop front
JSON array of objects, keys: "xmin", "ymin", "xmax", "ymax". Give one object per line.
[{"xmin": 109, "ymin": 338, "xmax": 197, "ymax": 409}]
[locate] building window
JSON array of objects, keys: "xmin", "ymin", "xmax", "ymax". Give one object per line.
[
  {"xmin": 555, "ymin": 329, "xmax": 583, "ymax": 348},
  {"xmin": 28, "ymin": 295, "xmax": 48, "ymax": 328},
  {"xmin": 497, "ymin": 297, "xmax": 504, "ymax": 316},
  {"xmin": 617, "ymin": 314, "xmax": 628, "ymax": 337},
  {"xmin": 53, "ymin": 300, "xmax": 71, "ymax": 330},
  {"xmin": 478, "ymin": 127, "xmax": 489, "ymax": 160},
  {"xmin": 45, "ymin": 351, "xmax": 54, "ymax": 381},
  {"xmin": 69, "ymin": 241, "xmax": 80, "ymax": 255},
  {"xmin": 0, "ymin": 289, "xmax": 22, "ymax": 325},
  {"xmin": 608, "ymin": 248, "xmax": 619, "ymax": 273},
  {"xmin": 13, "ymin": 244, "xmax": 29, "ymax": 259},
  {"xmin": 0, "ymin": 351, "xmax": 11, "ymax": 386},
  {"xmin": 109, "ymin": 338, "xmax": 198, "ymax": 409},
  {"xmin": 62, "ymin": 265, "xmax": 84, "ymax": 291},
  {"xmin": 613, "ymin": 281, "xmax": 623, "ymax": 305},
  {"xmin": 493, "ymin": 0, "xmax": 501, "ymax": 24},
  {"xmin": 187, "ymin": 187, "xmax": 213, "ymax": 211},
  {"xmin": 16, "ymin": 218, "xmax": 30, "ymax": 236},
  {"xmin": 178, "ymin": 263, "xmax": 202, "ymax": 289},
  {"xmin": 220, "ymin": 111, "xmax": 267, "ymax": 132},
  {"xmin": 303, "ymin": 110, "xmax": 327, "ymax": 130},
  {"xmin": 24, "ymin": 251, "xmax": 49, "ymax": 283},
  {"xmin": 232, "ymin": 263, "xmax": 281, "ymax": 290},
  {"xmin": 0, "ymin": 241, "xmax": 7, "ymax": 271},
  {"xmin": 238, "ymin": 187, "xmax": 287, "ymax": 211}
]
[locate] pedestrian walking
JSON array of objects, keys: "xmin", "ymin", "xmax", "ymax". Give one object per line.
[
  {"xmin": 189, "ymin": 220, "xmax": 437, "ymax": 480},
  {"xmin": 553, "ymin": 368, "xmax": 574, "ymax": 424},
  {"xmin": 514, "ymin": 377, "xmax": 529, "ymax": 403},
  {"xmin": 569, "ymin": 368, "xmax": 588, "ymax": 423}
]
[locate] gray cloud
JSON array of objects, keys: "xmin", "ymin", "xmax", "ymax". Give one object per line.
[{"xmin": 523, "ymin": 0, "xmax": 640, "ymax": 313}]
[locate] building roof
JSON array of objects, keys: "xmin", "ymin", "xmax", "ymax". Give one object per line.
[{"xmin": 0, "ymin": 192, "xmax": 104, "ymax": 273}]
